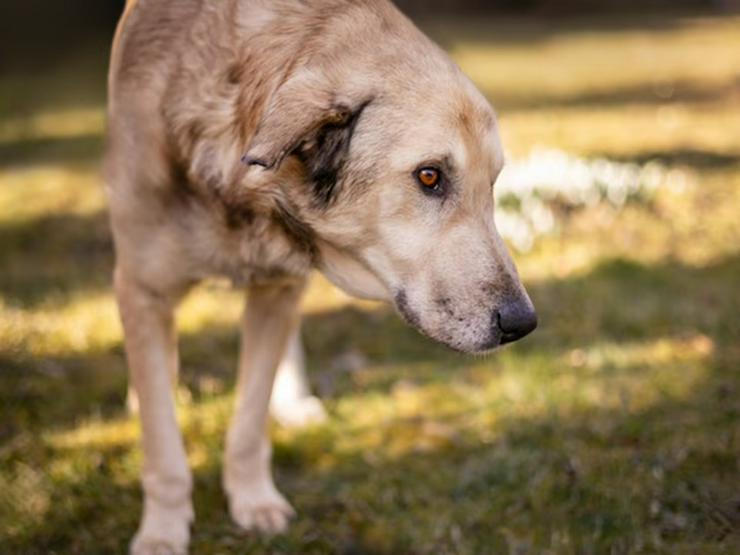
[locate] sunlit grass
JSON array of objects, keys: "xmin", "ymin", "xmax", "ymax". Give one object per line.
[
  {"xmin": 0, "ymin": 164, "xmax": 104, "ymax": 224},
  {"xmin": 500, "ymin": 103, "xmax": 740, "ymax": 159},
  {"xmin": 42, "ymin": 333, "xmax": 713, "ymax": 457},
  {"xmin": 0, "ymin": 107, "xmax": 104, "ymax": 146},
  {"xmin": 1, "ymin": 13, "xmax": 739, "ymax": 555},
  {"xmin": 447, "ymin": 16, "xmax": 740, "ymax": 108}
]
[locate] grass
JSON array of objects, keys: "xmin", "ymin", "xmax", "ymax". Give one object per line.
[{"xmin": 1, "ymin": 13, "xmax": 739, "ymax": 555}]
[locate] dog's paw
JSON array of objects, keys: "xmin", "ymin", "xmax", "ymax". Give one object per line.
[
  {"xmin": 271, "ymin": 395, "xmax": 328, "ymax": 428},
  {"xmin": 229, "ymin": 486, "xmax": 295, "ymax": 535},
  {"xmin": 130, "ymin": 500, "xmax": 193, "ymax": 555}
]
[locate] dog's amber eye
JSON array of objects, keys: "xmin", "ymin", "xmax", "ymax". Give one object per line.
[{"xmin": 417, "ymin": 167, "xmax": 441, "ymax": 189}]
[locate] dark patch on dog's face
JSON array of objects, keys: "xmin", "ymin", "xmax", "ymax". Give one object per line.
[
  {"xmin": 394, "ymin": 290, "xmax": 421, "ymax": 329},
  {"xmin": 272, "ymin": 200, "xmax": 318, "ymax": 260},
  {"xmin": 296, "ymin": 102, "xmax": 369, "ymax": 207}
]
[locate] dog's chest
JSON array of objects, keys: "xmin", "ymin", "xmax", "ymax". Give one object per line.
[{"xmin": 183, "ymin": 204, "xmax": 314, "ymax": 288}]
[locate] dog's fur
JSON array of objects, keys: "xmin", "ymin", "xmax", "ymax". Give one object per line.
[{"xmin": 105, "ymin": 1, "xmax": 536, "ymax": 552}]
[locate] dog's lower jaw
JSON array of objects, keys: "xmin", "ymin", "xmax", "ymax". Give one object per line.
[{"xmin": 130, "ymin": 496, "xmax": 193, "ymax": 555}]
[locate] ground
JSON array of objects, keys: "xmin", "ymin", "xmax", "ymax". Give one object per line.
[{"xmin": 0, "ymin": 13, "xmax": 739, "ymax": 555}]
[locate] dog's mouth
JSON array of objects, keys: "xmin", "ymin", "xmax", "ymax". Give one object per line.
[
  {"xmin": 393, "ymin": 290, "xmax": 498, "ymax": 354},
  {"xmin": 393, "ymin": 290, "xmax": 537, "ymax": 354}
]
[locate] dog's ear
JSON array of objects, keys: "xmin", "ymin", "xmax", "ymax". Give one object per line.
[
  {"xmin": 292, "ymin": 98, "xmax": 370, "ymax": 205},
  {"xmin": 242, "ymin": 72, "xmax": 370, "ymax": 203}
]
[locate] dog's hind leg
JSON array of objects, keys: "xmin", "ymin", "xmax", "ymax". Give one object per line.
[
  {"xmin": 115, "ymin": 269, "xmax": 193, "ymax": 555},
  {"xmin": 224, "ymin": 280, "xmax": 306, "ymax": 535},
  {"xmin": 269, "ymin": 325, "xmax": 327, "ymax": 428}
]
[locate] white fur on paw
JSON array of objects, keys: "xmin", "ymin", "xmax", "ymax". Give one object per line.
[
  {"xmin": 271, "ymin": 395, "xmax": 328, "ymax": 428},
  {"xmin": 130, "ymin": 501, "xmax": 192, "ymax": 555},
  {"xmin": 229, "ymin": 487, "xmax": 295, "ymax": 535}
]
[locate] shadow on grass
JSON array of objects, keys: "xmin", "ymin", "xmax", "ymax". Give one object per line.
[
  {"xmin": 594, "ymin": 148, "xmax": 740, "ymax": 170},
  {"xmin": 490, "ymin": 77, "xmax": 740, "ymax": 113},
  {"xmin": 0, "ymin": 133, "xmax": 104, "ymax": 167},
  {"xmin": 422, "ymin": 13, "xmax": 699, "ymax": 51},
  {"xmin": 0, "ymin": 211, "xmax": 113, "ymax": 307}
]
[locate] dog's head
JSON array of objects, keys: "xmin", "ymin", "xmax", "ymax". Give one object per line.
[{"xmin": 243, "ymin": 40, "xmax": 536, "ymax": 353}]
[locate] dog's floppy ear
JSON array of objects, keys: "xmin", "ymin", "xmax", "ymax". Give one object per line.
[{"xmin": 242, "ymin": 71, "xmax": 371, "ymax": 203}]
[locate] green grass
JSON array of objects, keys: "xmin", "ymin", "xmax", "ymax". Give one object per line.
[{"xmin": 1, "ymin": 14, "xmax": 739, "ymax": 554}]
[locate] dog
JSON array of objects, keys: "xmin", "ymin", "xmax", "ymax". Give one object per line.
[{"xmin": 105, "ymin": 0, "xmax": 537, "ymax": 552}]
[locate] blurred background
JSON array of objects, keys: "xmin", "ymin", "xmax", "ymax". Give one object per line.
[{"xmin": 1, "ymin": 1, "xmax": 739, "ymax": 553}]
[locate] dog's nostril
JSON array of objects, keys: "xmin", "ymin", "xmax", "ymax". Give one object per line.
[{"xmin": 497, "ymin": 303, "xmax": 538, "ymax": 345}]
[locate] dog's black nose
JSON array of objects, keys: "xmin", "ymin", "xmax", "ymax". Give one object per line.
[{"xmin": 497, "ymin": 303, "xmax": 538, "ymax": 344}]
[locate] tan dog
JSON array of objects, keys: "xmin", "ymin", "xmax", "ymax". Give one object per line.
[{"xmin": 105, "ymin": 0, "xmax": 537, "ymax": 552}]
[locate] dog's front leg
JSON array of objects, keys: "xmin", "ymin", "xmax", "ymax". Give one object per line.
[
  {"xmin": 115, "ymin": 270, "xmax": 193, "ymax": 555},
  {"xmin": 224, "ymin": 280, "xmax": 305, "ymax": 534}
]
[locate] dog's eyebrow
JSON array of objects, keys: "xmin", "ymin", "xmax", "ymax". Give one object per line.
[
  {"xmin": 416, "ymin": 154, "xmax": 458, "ymax": 183},
  {"xmin": 442, "ymin": 155, "xmax": 459, "ymax": 178}
]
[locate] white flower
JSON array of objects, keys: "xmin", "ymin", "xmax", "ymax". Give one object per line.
[{"xmin": 494, "ymin": 147, "xmax": 678, "ymax": 251}]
